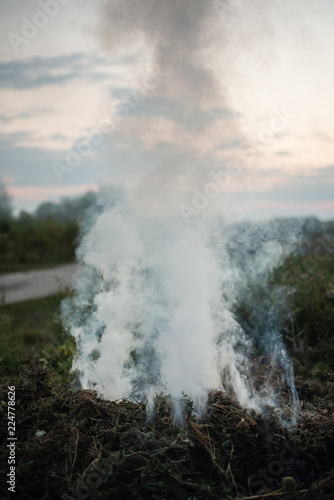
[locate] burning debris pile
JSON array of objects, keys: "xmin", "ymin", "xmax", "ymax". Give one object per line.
[
  {"xmin": 61, "ymin": 215, "xmax": 302, "ymax": 429},
  {"xmin": 0, "ymin": 359, "xmax": 333, "ymax": 499}
]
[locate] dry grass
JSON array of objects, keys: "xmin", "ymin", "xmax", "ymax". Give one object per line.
[{"xmin": 1, "ymin": 360, "xmax": 333, "ymax": 500}]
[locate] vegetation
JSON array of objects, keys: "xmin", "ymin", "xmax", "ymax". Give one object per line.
[
  {"xmin": 0, "ymin": 216, "xmax": 78, "ymax": 272},
  {"xmin": 273, "ymin": 220, "xmax": 334, "ymax": 377},
  {"xmin": 0, "ymin": 179, "xmax": 333, "ymax": 499},
  {"xmin": 0, "ymin": 182, "xmax": 95, "ymax": 273},
  {"xmin": 0, "ymin": 227, "xmax": 333, "ymax": 499},
  {"xmin": 0, "ymin": 294, "xmax": 75, "ymax": 382},
  {"xmin": 279, "ymin": 251, "xmax": 334, "ymax": 377},
  {"xmin": 0, "ymin": 360, "xmax": 333, "ymax": 499}
]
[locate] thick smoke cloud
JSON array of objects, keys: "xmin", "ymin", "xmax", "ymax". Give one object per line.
[
  {"xmin": 62, "ymin": 1, "xmax": 301, "ymax": 429},
  {"xmin": 97, "ymin": 0, "xmax": 221, "ymax": 103},
  {"xmin": 93, "ymin": 0, "xmax": 242, "ymax": 217}
]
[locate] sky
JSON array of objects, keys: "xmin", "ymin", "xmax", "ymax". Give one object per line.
[{"xmin": 0, "ymin": 0, "xmax": 333, "ymax": 220}]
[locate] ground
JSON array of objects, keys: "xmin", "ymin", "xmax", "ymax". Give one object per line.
[
  {"xmin": 0, "ymin": 362, "xmax": 333, "ymax": 499},
  {"xmin": 0, "ymin": 233, "xmax": 333, "ymax": 499}
]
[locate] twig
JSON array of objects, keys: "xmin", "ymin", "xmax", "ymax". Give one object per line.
[
  {"xmin": 69, "ymin": 426, "xmax": 79, "ymax": 485},
  {"xmin": 226, "ymin": 489, "xmax": 308, "ymax": 500}
]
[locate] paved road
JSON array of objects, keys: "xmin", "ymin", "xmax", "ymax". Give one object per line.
[{"xmin": 0, "ymin": 264, "xmax": 79, "ymax": 304}]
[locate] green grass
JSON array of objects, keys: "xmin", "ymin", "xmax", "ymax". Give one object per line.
[
  {"xmin": 0, "ymin": 294, "xmax": 75, "ymax": 383},
  {"xmin": 276, "ymin": 245, "xmax": 334, "ymax": 376}
]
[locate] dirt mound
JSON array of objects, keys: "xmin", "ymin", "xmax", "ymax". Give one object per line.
[{"xmin": 1, "ymin": 361, "xmax": 333, "ymax": 499}]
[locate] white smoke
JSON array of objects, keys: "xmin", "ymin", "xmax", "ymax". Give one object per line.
[
  {"xmin": 62, "ymin": 1, "xmax": 301, "ymax": 429},
  {"xmin": 62, "ymin": 192, "xmax": 301, "ymax": 427}
]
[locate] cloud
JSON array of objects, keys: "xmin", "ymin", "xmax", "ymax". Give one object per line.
[
  {"xmin": 0, "ymin": 131, "xmax": 33, "ymax": 145},
  {"xmin": 0, "ymin": 132, "xmax": 101, "ymax": 185},
  {"xmin": 112, "ymin": 92, "xmax": 238, "ymax": 127},
  {"xmin": 272, "ymin": 166, "xmax": 334, "ymax": 203},
  {"xmin": 274, "ymin": 151, "xmax": 292, "ymax": 157},
  {"xmin": 7, "ymin": 183, "xmax": 98, "ymax": 202},
  {"xmin": 231, "ymin": 166, "xmax": 334, "ymax": 206},
  {"xmin": 0, "ymin": 107, "xmax": 51, "ymax": 123},
  {"xmin": 0, "ymin": 54, "xmax": 81, "ymax": 89},
  {"xmin": 0, "ymin": 53, "xmax": 128, "ymax": 89}
]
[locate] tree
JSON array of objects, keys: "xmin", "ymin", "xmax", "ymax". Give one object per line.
[
  {"xmin": 0, "ymin": 179, "xmax": 13, "ymax": 232},
  {"xmin": 0, "ymin": 179, "xmax": 12, "ymax": 217},
  {"xmin": 35, "ymin": 191, "xmax": 96, "ymax": 223}
]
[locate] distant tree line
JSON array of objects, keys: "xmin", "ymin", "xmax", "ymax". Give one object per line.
[
  {"xmin": 0, "ymin": 179, "xmax": 96, "ymax": 269},
  {"xmin": 0, "ymin": 178, "xmax": 333, "ymax": 271}
]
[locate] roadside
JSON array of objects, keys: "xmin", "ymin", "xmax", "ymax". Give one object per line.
[
  {"xmin": 0, "ymin": 263, "xmax": 79, "ymax": 304},
  {"xmin": 0, "ymin": 262, "xmax": 73, "ymax": 275}
]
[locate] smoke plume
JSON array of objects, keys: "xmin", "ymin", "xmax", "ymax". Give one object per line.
[{"xmin": 62, "ymin": 0, "xmax": 301, "ymax": 428}]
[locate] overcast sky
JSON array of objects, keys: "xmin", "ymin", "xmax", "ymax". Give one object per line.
[{"xmin": 0, "ymin": 0, "xmax": 333, "ymax": 220}]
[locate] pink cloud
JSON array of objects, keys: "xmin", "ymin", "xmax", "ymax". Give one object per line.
[{"xmin": 8, "ymin": 184, "xmax": 98, "ymax": 202}]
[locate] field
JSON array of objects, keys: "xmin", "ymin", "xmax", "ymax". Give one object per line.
[{"xmin": 0, "ymin": 230, "xmax": 333, "ymax": 499}]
